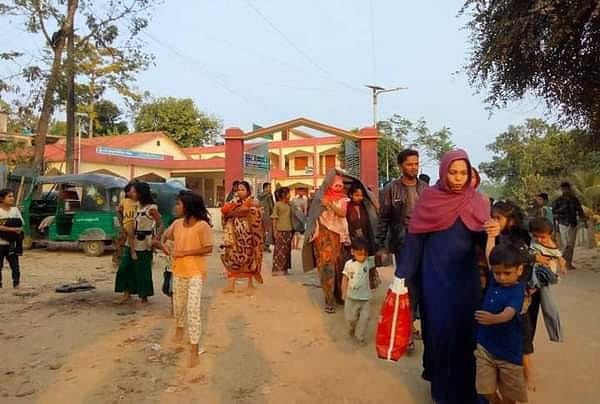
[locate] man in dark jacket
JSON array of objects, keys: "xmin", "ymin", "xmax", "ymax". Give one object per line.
[
  {"xmin": 553, "ymin": 182, "xmax": 585, "ymax": 269},
  {"xmin": 376, "ymin": 149, "xmax": 428, "ymax": 347}
]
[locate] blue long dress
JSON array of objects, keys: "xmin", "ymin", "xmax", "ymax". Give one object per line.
[{"xmin": 396, "ymin": 219, "xmax": 486, "ymax": 404}]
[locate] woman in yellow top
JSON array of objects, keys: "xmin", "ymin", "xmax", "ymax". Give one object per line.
[
  {"xmin": 162, "ymin": 191, "xmax": 213, "ymax": 368},
  {"xmin": 112, "ymin": 182, "xmax": 138, "ymax": 267}
]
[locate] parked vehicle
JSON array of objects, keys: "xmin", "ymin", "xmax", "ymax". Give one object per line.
[{"xmin": 19, "ymin": 174, "xmax": 127, "ymax": 256}]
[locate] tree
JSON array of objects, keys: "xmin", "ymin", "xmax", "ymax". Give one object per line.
[
  {"xmin": 93, "ymin": 100, "xmax": 128, "ymax": 135},
  {"xmin": 49, "ymin": 120, "xmax": 67, "ymax": 136},
  {"xmin": 414, "ymin": 127, "xmax": 454, "ymax": 164},
  {"xmin": 461, "ymin": 1, "xmax": 600, "ymax": 145},
  {"xmin": 134, "ymin": 97, "xmax": 222, "ymax": 147},
  {"xmin": 0, "ymin": 0, "xmax": 157, "ymax": 171},
  {"xmin": 479, "ymin": 119, "xmax": 588, "ymax": 204},
  {"xmin": 378, "ymin": 114, "xmax": 455, "ymax": 177},
  {"xmin": 337, "ymin": 115, "xmax": 455, "ymax": 185},
  {"xmin": 0, "ymin": 139, "xmax": 33, "ymax": 168},
  {"xmin": 55, "ymin": 41, "xmax": 151, "ymax": 136}
]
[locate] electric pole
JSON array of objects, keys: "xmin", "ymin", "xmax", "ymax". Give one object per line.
[
  {"xmin": 65, "ymin": 0, "xmax": 77, "ymax": 174},
  {"xmin": 365, "ymin": 84, "xmax": 407, "ymax": 181}
]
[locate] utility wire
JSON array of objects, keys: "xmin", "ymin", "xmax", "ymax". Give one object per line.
[
  {"xmin": 141, "ymin": 31, "xmax": 277, "ymax": 114},
  {"xmin": 241, "ymin": 0, "xmax": 363, "ymax": 94}
]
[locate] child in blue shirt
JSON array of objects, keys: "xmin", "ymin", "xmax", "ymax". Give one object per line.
[
  {"xmin": 342, "ymin": 237, "xmax": 371, "ymax": 345},
  {"xmin": 475, "ymin": 242, "xmax": 528, "ymax": 404}
]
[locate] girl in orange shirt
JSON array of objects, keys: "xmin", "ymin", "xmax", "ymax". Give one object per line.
[{"xmin": 162, "ymin": 191, "xmax": 213, "ymax": 368}]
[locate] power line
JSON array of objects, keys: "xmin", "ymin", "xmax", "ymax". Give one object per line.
[
  {"xmin": 141, "ymin": 31, "xmax": 278, "ymax": 114},
  {"xmin": 241, "ymin": 0, "xmax": 363, "ymax": 94}
]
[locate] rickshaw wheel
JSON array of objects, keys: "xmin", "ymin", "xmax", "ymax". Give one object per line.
[
  {"xmin": 23, "ymin": 236, "xmax": 33, "ymax": 250},
  {"xmin": 82, "ymin": 240, "xmax": 105, "ymax": 257}
]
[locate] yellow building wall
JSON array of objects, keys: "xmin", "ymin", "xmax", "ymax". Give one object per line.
[
  {"xmin": 200, "ymin": 152, "xmax": 225, "ymax": 160},
  {"xmin": 46, "ymin": 160, "xmax": 171, "ymax": 180},
  {"xmin": 131, "ymin": 137, "xmax": 189, "ymax": 160}
]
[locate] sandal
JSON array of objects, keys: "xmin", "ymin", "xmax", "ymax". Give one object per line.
[{"xmin": 324, "ymin": 306, "xmax": 336, "ymax": 314}]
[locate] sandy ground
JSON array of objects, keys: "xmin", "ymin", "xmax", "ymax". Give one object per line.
[{"xmin": 0, "ymin": 236, "xmax": 599, "ymax": 404}]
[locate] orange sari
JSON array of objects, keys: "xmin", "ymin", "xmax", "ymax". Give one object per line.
[{"xmin": 220, "ymin": 197, "xmax": 264, "ymax": 283}]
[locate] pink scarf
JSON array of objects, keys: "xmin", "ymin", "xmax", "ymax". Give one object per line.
[{"xmin": 408, "ymin": 149, "xmax": 490, "ymax": 234}]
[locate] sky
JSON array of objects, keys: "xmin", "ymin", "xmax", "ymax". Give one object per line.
[{"xmin": 2, "ymin": 0, "xmax": 547, "ymax": 172}]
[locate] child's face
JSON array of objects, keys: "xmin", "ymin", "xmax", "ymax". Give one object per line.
[
  {"xmin": 331, "ymin": 176, "xmax": 344, "ymax": 193},
  {"xmin": 175, "ymin": 199, "xmax": 184, "ymax": 218},
  {"xmin": 126, "ymin": 187, "xmax": 135, "ymax": 199},
  {"xmin": 237, "ymin": 185, "xmax": 249, "ymax": 199},
  {"xmin": 491, "ymin": 212, "xmax": 510, "ymax": 232},
  {"xmin": 351, "ymin": 189, "xmax": 364, "ymax": 204},
  {"xmin": 532, "ymin": 231, "xmax": 553, "ymax": 246},
  {"xmin": 491, "ymin": 264, "xmax": 523, "ymax": 287},
  {"xmin": 1, "ymin": 192, "xmax": 15, "ymax": 206},
  {"xmin": 352, "ymin": 248, "xmax": 368, "ymax": 263}
]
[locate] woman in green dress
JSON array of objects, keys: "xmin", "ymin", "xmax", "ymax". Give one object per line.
[{"xmin": 114, "ymin": 182, "xmax": 163, "ymax": 305}]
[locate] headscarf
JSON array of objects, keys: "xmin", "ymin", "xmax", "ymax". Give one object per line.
[
  {"xmin": 408, "ymin": 149, "xmax": 490, "ymax": 234},
  {"xmin": 302, "ymin": 169, "xmax": 379, "ymax": 272}
]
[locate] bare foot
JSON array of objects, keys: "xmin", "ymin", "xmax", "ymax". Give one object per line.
[
  {"xmin": 113, "ymin": 294, "xmax": 131, "ymax": 305},
  {"xmin": 173, "ymin": 327, "xmax": 184, "ymax": 344},
  {"xmin": 189, "ymin": 344, "xmax": 205, "ymax": 368},
  {"xmin": 526, "ymin": 376, "xmax": 537, "ymax": 392}
]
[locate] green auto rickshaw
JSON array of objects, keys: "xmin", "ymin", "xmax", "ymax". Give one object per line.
[{"xmin": 20, "ymin": 174, "xmax": 127, "ymax": 256}]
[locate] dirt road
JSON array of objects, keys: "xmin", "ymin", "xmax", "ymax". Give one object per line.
[{"xmin": 0, "ymin": 241, "xmax": 599, "ymax": 403}]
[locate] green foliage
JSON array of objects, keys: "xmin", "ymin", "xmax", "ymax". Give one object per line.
[
  {"xmin": 462, "ymin": 0, "xmax": 600, "ymax": 144},
  {"xmin": 569, "ymin": 171, "xmax": 600, "ymax": 214},
  {"xmin": 93, "ymin": 100, "xmax": 128, "ymax": 135},
  {"xmin": 49, "ymin": 120, "xmax": 66, "ymax": 136},
  {"xmin": 0, "ymin": 0, "xmax": 158, "ymax": 168},
  {"xmin": 0, "ymin": 139, "xmax": 32, "ymax": 168},
  {"xmin": 134, "ymin": 97, "xmax": 222, "ymax": 147},
  {"xmin": 376, "ymin": 114, "xmax": 455, "ymax": 183},
  {"xmin": 479, "ymin": 119, "xmax": 591, "ymax": 205},
  {"xmin": 336, "ymin": 115, "xmax": 456, "ymax": 185}
]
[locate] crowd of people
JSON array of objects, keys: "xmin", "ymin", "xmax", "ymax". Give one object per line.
[
  {"xmin": 0, "ymin": 147, "xmax": 589, "ymax": 400},
  {"xmin": 218, "ymin": 148, "xmax": 587, "ymax": 403}
]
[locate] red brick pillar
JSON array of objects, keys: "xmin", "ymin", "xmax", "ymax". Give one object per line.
[
  {"xmin": 225, "ymin": 127, "xmax": 245, "ymax": 193},
  {"xmin": 359, "ymin": 127, "xmax": 379, "ymax": 196}
]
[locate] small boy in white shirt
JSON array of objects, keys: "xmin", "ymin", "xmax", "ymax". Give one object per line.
[{"xmin": 342, "ymin": 237, "xmax": 371, "ymax": 345}]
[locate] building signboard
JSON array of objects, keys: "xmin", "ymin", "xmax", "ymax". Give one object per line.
[{"xmin": 96, "ymin": 146, "xmax": 165, "ymax": 161}]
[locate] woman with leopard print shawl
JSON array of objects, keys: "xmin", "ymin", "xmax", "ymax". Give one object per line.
[{"xmin": 220, "ymin": 181, "xmax": 264, "ymax": 294}]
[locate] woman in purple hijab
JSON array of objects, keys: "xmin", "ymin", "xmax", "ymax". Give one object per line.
[{"xmin": 396, "ymin": 150, "xmax": 491, "ymax": 404}]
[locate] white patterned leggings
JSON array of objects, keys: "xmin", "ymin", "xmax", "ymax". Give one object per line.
[{"xmin": 173, "ymin": 276, "xmax": 203, "ymax": 345}]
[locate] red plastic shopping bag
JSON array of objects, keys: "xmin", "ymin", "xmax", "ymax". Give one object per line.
[{"xmin": 376, "ymin": 276, "xmax": 411, "ymax": 361}]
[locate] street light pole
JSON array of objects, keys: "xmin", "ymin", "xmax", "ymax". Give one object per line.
[
  {"xmin": 75, "ymin": 112, "xmax": 90, "ymax": 174},
  {"xmin": 365, "ymin": 85, "xmax": 407, "ymax": 181}
]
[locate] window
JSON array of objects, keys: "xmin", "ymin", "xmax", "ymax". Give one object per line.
[
  {"xmin": 295, "ymin": 156, "xmax": 309, "ymax": 171},
  {"xmin": 324, "ymin": 155, "xmax": 336, "ymax": 171},
  {"xmin": 271, "ymin": 155, "xmax": 280, "ymax": 169}
]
